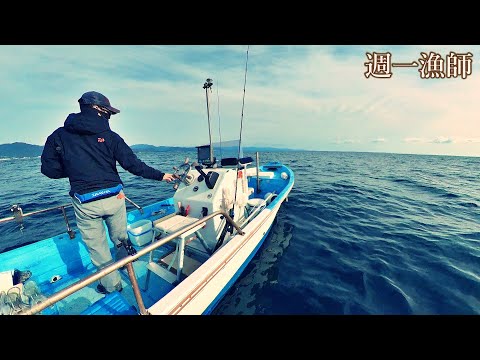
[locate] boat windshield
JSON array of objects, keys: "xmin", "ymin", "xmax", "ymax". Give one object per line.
[{"xmin": 196, "ymin": 139, "xmax": 243, "ymax": 166}]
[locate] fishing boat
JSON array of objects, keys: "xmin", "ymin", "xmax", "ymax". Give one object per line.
[{"xmin": 0, "ymin": 56, "xmax": 294, "ymax": 315}]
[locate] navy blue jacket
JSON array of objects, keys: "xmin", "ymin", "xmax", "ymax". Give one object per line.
[{"xmin": 41, "ymin": 107, "xmax": 165, "ymax": 197}]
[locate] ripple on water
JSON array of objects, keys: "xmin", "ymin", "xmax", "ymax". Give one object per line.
[{"xmin": 2, "ymin": 151, "xmax": 480, "ymax": 315}]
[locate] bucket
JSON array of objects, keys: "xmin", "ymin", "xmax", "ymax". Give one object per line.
[{"xmin": 127, "ymin": 219, "xmax": 153, "ymax": 247}]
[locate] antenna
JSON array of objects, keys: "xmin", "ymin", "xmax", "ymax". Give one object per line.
[{"xmin": 203, "ymin": 78, "xmax": 214, "ymax": 166}]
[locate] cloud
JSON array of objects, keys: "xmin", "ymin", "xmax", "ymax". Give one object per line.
[
  {"xmin": 461, "ymin": 138, "xmax": 480, "ymax": 143},
  {"xmin": 1, "ymin": 45, "xmax": 480, "ymax": 156},
  {"xmin": 403, "ymin": 136, "xmax": 480, "ymax": 144},
  {"xmin": 404, "ymin": 137, "xmax": 430, "ymax": 143},
  {"xmin": 333, "ymin": 138, "xmax": 361, "ymax": 144},
  {"xmin": 431, "ymin": 136, "xmax": 454, "ymax": 144}
]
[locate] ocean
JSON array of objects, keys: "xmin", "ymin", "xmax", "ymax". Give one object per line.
[{"xmin": 0, "ymin": 150, "xmax": 479, "ymax": 315}]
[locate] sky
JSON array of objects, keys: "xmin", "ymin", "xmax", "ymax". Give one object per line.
[{"xmin": 1, "ymin": 45, "xmax": 480, "ymax": 157}]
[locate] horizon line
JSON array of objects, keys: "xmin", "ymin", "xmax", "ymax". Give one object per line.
[{"xmin": 1, "ymin": 141, "xmax": 479, "ymax": 158}]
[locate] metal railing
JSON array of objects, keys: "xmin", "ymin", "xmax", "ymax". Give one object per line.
[
  {"xmin": 0, "ymin": 203, "xmax": 73, "ymax": 224},
  {"xmin": 0, "ymin": 197, "xmax": 147, "ymax": 237},
  {"xmin": 18, "ymin": 210, "xmax": 244, "ymax": 315}
]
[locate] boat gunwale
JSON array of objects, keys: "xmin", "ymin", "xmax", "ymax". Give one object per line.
[{"xmin": 150, "ymin": 165, "xmax": 295, "ymax": 314}]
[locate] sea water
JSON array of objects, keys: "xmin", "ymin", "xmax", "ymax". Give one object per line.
[{"xmin": 1, "ymin": 151, "xmax": 479, "ymax": 315}]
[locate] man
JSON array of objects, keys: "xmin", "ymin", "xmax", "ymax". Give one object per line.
[{"xmin": 41, "ymin": 91, "xmax": 175, "ymax": 294}]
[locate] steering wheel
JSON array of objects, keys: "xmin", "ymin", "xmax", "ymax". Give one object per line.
[{"xmin": 172, "ymin": 158, "xmax": 193, "ymax": 189}]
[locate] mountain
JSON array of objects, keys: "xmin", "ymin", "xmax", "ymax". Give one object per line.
[
  {"xmin": 131, "ymin": 144, "xmax": 304, "ymax": 153},
  {"xmin": 0, "ymin": 142, "xmax": 43, "ymax": 158},
  {"xmin": 0, "ymin": 142, "xmax": 306, "ymax": 158},
  {"xmin": 131, "ymin": 144, "xmax": 305, "ymax": 152},
  {"xmin": 243, "ymin": 146, "xmax": 304, "ymax": 152},
  {"xmin": 130, "ymin": 144, "xmax": 192, "ymax": 152}
]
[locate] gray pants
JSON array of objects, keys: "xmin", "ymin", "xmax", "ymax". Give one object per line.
[{"xmin": 71, "ymin": 191, "xmax": 129, "ymax": 292}]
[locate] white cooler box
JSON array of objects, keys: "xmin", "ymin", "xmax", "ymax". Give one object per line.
[{"xmin": 127, "ymin": 219, "xmax": 153, "ymax": 246}]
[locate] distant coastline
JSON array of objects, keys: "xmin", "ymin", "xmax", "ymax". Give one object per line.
[
  {"xmin": 0, "ymin": 142, "xmax": 304, "ymax": 158},
  {"xmin": 0, "ymin": 142, "xmax": 44, "ymax": 158},
  {"xmin": 2, "ymin": 142, "xmax": 476, "ymax": 159}
]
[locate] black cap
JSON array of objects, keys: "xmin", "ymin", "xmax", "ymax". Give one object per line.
[{"xmin": 78, "ymin": 91, "xmax": 120, "ymax": 114}]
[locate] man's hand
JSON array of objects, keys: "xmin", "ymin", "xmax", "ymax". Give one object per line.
[{"xmin": 162, "ymin": 173, "xmax": 176, "ymax": 183}]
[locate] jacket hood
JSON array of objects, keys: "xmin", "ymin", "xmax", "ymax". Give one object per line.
[{"xmin": 64, "ymin": 107, "xmax": 111, "ymax": 135}]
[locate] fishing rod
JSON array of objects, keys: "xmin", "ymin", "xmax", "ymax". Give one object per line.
[
  {"xmin": 124, "ymin": 195, "xmax": 144, "ymax": 214},
  {"xmin": 232, "ymin": 45, "xmax": 250, "ymax": 209},
  {"xmin": 203, "ymin": 78, "xmax": 214, "ymax": 166},
  {"xmin": 0, "ymin": 194, "xmax": 146, "ymax": 224},
  {"xmin": 0, "ymin": 203, "xmax": 76, "ymax": 239},
  {"xmin": 0, "ymin": 196, "xmax": 144, "ymax": 237},
  {"xmin": 216, "ymin": 79, "xmax": 223, "ymax": 160},
  {"xmin": 236, "ymin": 45, "xmax": 249, "ymax": 167},
  {"xmin": 0, "ymin": 203, "xmax": 73, "ymax": 224},
  {"xmin": 213, "ymin": 45, "xmax": 250, "ymax": 253}
]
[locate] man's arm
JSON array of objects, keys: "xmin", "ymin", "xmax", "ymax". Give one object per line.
[
  {"xmin": 113, "ymin": 135, "xmax": 166, "ymax": 181},
  {"xmin": 41, "ymin": 134, "xmax": 67, "ymax": 179}
]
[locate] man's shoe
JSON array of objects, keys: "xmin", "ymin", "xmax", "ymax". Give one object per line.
[{"xmin": 96, "ymin": 283, "xmax": 123, "ymax": 295}]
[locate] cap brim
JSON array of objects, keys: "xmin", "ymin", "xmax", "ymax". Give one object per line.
[{"xmin": 106, "ymin": 106, "xmax": 120, "ymax": 115}]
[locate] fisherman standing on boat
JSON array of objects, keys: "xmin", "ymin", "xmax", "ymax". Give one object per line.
[{"xmin": 40, "ymin": 91, "xmax": 175, "ymax": 295}]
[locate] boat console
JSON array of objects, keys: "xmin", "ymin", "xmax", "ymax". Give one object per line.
[{"xmin": 168, "ymin": 155, "xmax": 254, "ymax": 255}]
